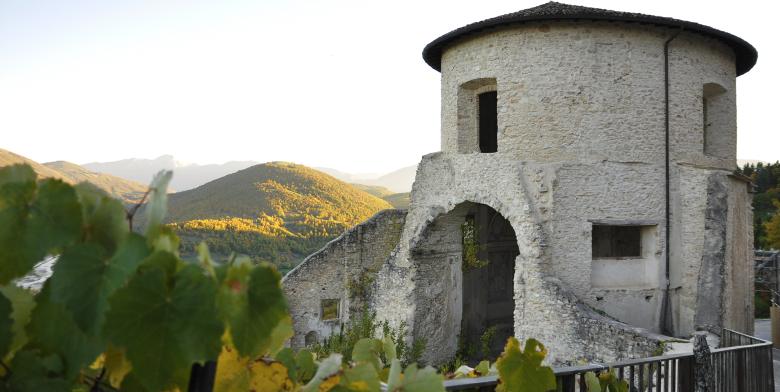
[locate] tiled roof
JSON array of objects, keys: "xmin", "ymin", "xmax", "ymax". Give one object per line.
[{"xmin": 422, "ymin": 2, "xmax": 757, "ymax": 75}]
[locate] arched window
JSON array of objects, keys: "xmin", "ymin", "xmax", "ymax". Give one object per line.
[
  {"xmin": 703, "ymin": 83, "xmax": 727, "ymax": 157},
  {"xmin": 457, "ymin": 78, "xmax": 497, "ymax": 153}
]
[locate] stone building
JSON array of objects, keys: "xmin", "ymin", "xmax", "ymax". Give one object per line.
[{"xmin": 283, "ymin": 2, "xmax": 757, "ymax": 365}]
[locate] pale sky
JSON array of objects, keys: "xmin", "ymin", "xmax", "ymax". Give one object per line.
[{"xmin": 1, "ymin": 0, "xmax": 777, "ymax": 173}]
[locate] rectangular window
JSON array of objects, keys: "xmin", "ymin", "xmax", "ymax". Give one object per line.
[
  {"xmin": 320, "ymin": 299, "xmax": 340, "ymax": 321},
  {"xmin": 478, "ymin": 91, "xmax": 497, "ymax": 153},
  {"xmin": 592, "ymin": 225, "xmax": 641, "ymax": 259}
]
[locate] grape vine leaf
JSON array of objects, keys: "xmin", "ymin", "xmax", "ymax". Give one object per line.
[
  {"xmin": 353, "ymin": 338, "xmax": 383, "ymax": 372},
  {"xmin": 585, "ymin": 372, "xmax": 601, "ymax": 391},
  {"xmin": 214, "ymin": 346, "xmax": 251, "ymax": 392},
  {"xmin": 295, "ymin": 349, "xmax": 316, "ymax": 383},
  {"xmin": 0, "ymin": 284, "xmax": 35, "ymax": 360},
  {"xmin": 74, "ymin": 183, "xmax": 129, "ymax": 253},
  {"xmin": 50, "ymin": 233, "xmax": 149, "ymax": 335},
  {"xmin": 27, "ymin": 179, "xmax": 83, "ymax": 259},
  {"xmin": 25, "ymin": 284, "xmax": 104, "ymax": 381},
  {"xmin": 302, "ymin": 354, "xmax": 342, "ymax": 392},
  {"xmin": 335, "ymin": 362, "xmax": 380, "ymax": 392},
  {"xmin": 219, "ymin": 262, "xmax": 290, "ymax": 358},
  {"xmin": 4, "ymin": 350, "xmax": 70, "ymax": 392},
  {"xmin": 495, "ymin": 337, "xmax": 556, "ymax": 392},
  {"xmin": 104, "ymin": 263, "xmax": 222, "ymax": 391},
  {"xmin": 386, "ymin": 361, "xmax": 445, "ymax": 392},
  {"xmin": 0, "ymin": 165, "xmax": 37, "ymax": 284},
  {"xmin": 144, "ymin": 170, "xmax": 172, "ymax": 240},
  {"xmin": 383, "ymin": 336, "xmax": 397, "ymax": 363},
  {"xmin": 0, "ymin": 290, "xmax": 12, "ymax": 358}
]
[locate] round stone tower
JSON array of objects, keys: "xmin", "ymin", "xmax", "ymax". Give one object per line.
[
  {"xmin": 371, "ymin": 2, "xmax": 757, "ymax": 364},
  {"xmin": 283, "ymin": 1, "xmax": 758, "ymax": 365}
]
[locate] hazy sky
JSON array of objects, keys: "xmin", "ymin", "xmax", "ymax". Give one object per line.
[{"xmin": 1, "ymin": 0, "xmax": 776, "ymax": 173}]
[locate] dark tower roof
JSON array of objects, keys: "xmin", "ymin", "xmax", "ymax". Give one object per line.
[{"xmin": 422, "ymin": 2, "xmax": 757, "ymax": 75}]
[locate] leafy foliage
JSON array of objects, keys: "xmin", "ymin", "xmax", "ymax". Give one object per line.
[
  {"xmin": 496, "ymin": 337, "xmax": 556, "ymax": 392},
  {"xmin": 738, "ymin": 161, "xmax": 780, "ymax": 249},
  {"xmin": 0, "ymin": 164, "xmax": 291, "ymax": 391},
  {"xmin": 584, "ymin": 369, "xmax": 629, "ymax": 392}
]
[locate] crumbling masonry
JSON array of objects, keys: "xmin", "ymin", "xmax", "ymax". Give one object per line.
[{"xmin": 283, "ymin": 2, "xmax": 757, "ymax": 365}]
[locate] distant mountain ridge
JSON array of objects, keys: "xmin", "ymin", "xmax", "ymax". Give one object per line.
[
  {"xmin": 0, "ymin": 149, "xmax": 147, "ymax": 203},
  {"xmin": 84, "ymin": 155, "xmax": 260, "ymax": 192}
]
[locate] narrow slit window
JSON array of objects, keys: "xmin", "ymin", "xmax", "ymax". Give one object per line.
[
  {"xmin": 702, "ymin": 83, "xmax": 727, "ymax": 157},
  {"xmin": 478, "ymin": 91, "xmax": 498, "ymax": 153},
  {"xmin": 592, "ymin": 225, "xmax": 641, "ymax": 259}
]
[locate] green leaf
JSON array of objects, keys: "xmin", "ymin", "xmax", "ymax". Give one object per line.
[
  {"xmin": 27, "ymin": 179, "xmax": 83, "ymax": 256},
  {"xmin": 4, "ymin": 350, "xmax": 70, "ymax": 392},
  {"xmin": 295, "ymin": 349, "xmax": 317, "ymax": 383},
  {"xmin": 274, "ymin": 347, "xmax": 298, "ymax": 381},
  {"xmin": 386, "ymin": 362, "xmax": 444, "ymax": 392},
  {"xmin": 0, "ymin": 164, "xmax": 36, "ymax": 186},
  {"xmin": 50, "ymin": 233, "xmax": 149, "ymax": 335},
  {"xmin": 0, "ymin": 178, "xmax": 82, "ymax": 285},
  {"xmin": 104, "ymin": 263, "xmax": 223, "ymax": 391},
  {"xmin": 495, "ymin": 337, "xmax": 556, "ymax": 392},
  {"xmin": 302, "ymin": 353, "xmax": 342, "ymax": 392},
  {"xmin": 0, "ymin": 285, "xmax": 35, "ymax": 360},
  {"xmin": 585, "ymin": 372, "xmax": 602, "ymax": 392},
  {"xmin": 74, "ymin": 182, "xmax": 129, "ymax": 253},
  {"xmin": 220, "ymin": 263, "xmax": 289, "ymax": 357},
  {"xmin": 383, "ymin": 336, "xmax": 397, "ymax": 363},
  {"xmin": 25, "ymin": 284, "xmax": 104, "ymax": 381},
  {"xmin": 0, "ymin": 290, "xmax": 12, "ymax": 358},
  {"xmin": 353, "ymin": 338, "xmax": 383, "ymax": 372},
  {"xmin": 144, "ymin": 170, "xmax": 173, "ymax": 239},
  {"xmin": 336, "ymin": 362, "xmax": 380, "ymax": 392},
  {"xmin": 0, "ymin": 166, "xmax": 37, "ymax": 284},
  {"xmin": 475, "ymin": 360, "xmax": 490, "ymax": 376}
]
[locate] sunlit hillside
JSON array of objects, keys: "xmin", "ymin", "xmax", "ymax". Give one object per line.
[
  {"xmin": 162, "ymin": 162, "xmax": 394, "ymax": 271},
  {"xmin": 44, "ymin": 161, "xmax": 148, "ymax": 203},
  {"xmin": 0, "ymin": 149, "xmax": 148, "ymax": 203}
]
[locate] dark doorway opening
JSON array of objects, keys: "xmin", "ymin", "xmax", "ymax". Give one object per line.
[
  {"xmin": 478, "ymin": 91, "xmax": 498, "ymax": 153},
  {"xmin": 461, "ymin": 204, "xmax": 517, "ymax": 361}
]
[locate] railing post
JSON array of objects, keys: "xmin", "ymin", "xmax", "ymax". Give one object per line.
[{"xmin": 188, "ymin": 360, "xmax": 217, "ymax": 392}]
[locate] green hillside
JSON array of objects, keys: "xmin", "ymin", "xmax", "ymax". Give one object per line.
[
  {"xmin": 44, "ymin": 160, "xmax": 148, "ymax": 203},
  {"xmin": 0, "ymin": 149, "xmax": 148, "ymax": 203},
  {"xmin": 163, "ymin": 162, "xmax": 394, "ymax": 271},
  {"xmin": 353, "ymin": 184, "xmax": 410, "ymax": 209}
]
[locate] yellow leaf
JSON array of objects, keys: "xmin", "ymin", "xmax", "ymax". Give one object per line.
[
  {"xmin": 318, "ymin": 374, "xmax": 340, "ymax": 391},
  {"xmin": 215, "ymin": 346, "xmax": 252, "ymax": 392},
  {"xmin": 104, "ymin": 345, "xmax": 132, "ymax": 388},
  {"xmin": 250, "ymin": 359, "xmax": 295, "ymax": 391}
]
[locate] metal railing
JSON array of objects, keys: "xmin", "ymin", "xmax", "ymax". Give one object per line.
[{"xmin": 443, "ymin": 328, "xmax": 775, "ymax": 391}]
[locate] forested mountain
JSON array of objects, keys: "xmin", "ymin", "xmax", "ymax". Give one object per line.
[
  {"xmin": 0, "ymin": 149, "xmax": 147, "ymax": 203},
  {"xmin": 739, "ymin": 161, "xmax": 780, "ymax": 249},
  {"xmin": 157, "ymin": 162, "xmax": 394, "ymax": 272}
]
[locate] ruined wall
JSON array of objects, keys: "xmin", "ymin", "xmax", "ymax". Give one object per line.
[
  {"xmin": 723, "ymin": 177, "xmax": 754, "ymax": 334},
  {"xmin": 283, "ymin": 209, "xmax": 406, "ymax": 348},
  {"xmin": 372, "ymin": 153, "xmax": 664, "ymax": 365}
]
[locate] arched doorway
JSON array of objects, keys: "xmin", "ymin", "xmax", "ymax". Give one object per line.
[{"xmin": 411, "ymin": 201, "xmax": 518, "ymax": 363}]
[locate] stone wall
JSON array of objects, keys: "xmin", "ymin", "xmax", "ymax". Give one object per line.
[
  {"xmin": 282, "ymin": 209, "xmax": 406, "ymax": 348},
  {"xmin": 439, "ymin": 21, "xmax": 736, "ymax": 171},
  {"xmin": 372, "ymin": 153, "xmax": 666, "ymax": 365}
]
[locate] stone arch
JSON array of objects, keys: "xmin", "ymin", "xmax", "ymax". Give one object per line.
[
  {"xmin": 304, "ymin": 331, "xmax": 319, "ymax": 347},
  {"xmin": 408, "ymin": 200, "xmax": 526, "ymax": 364}
]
